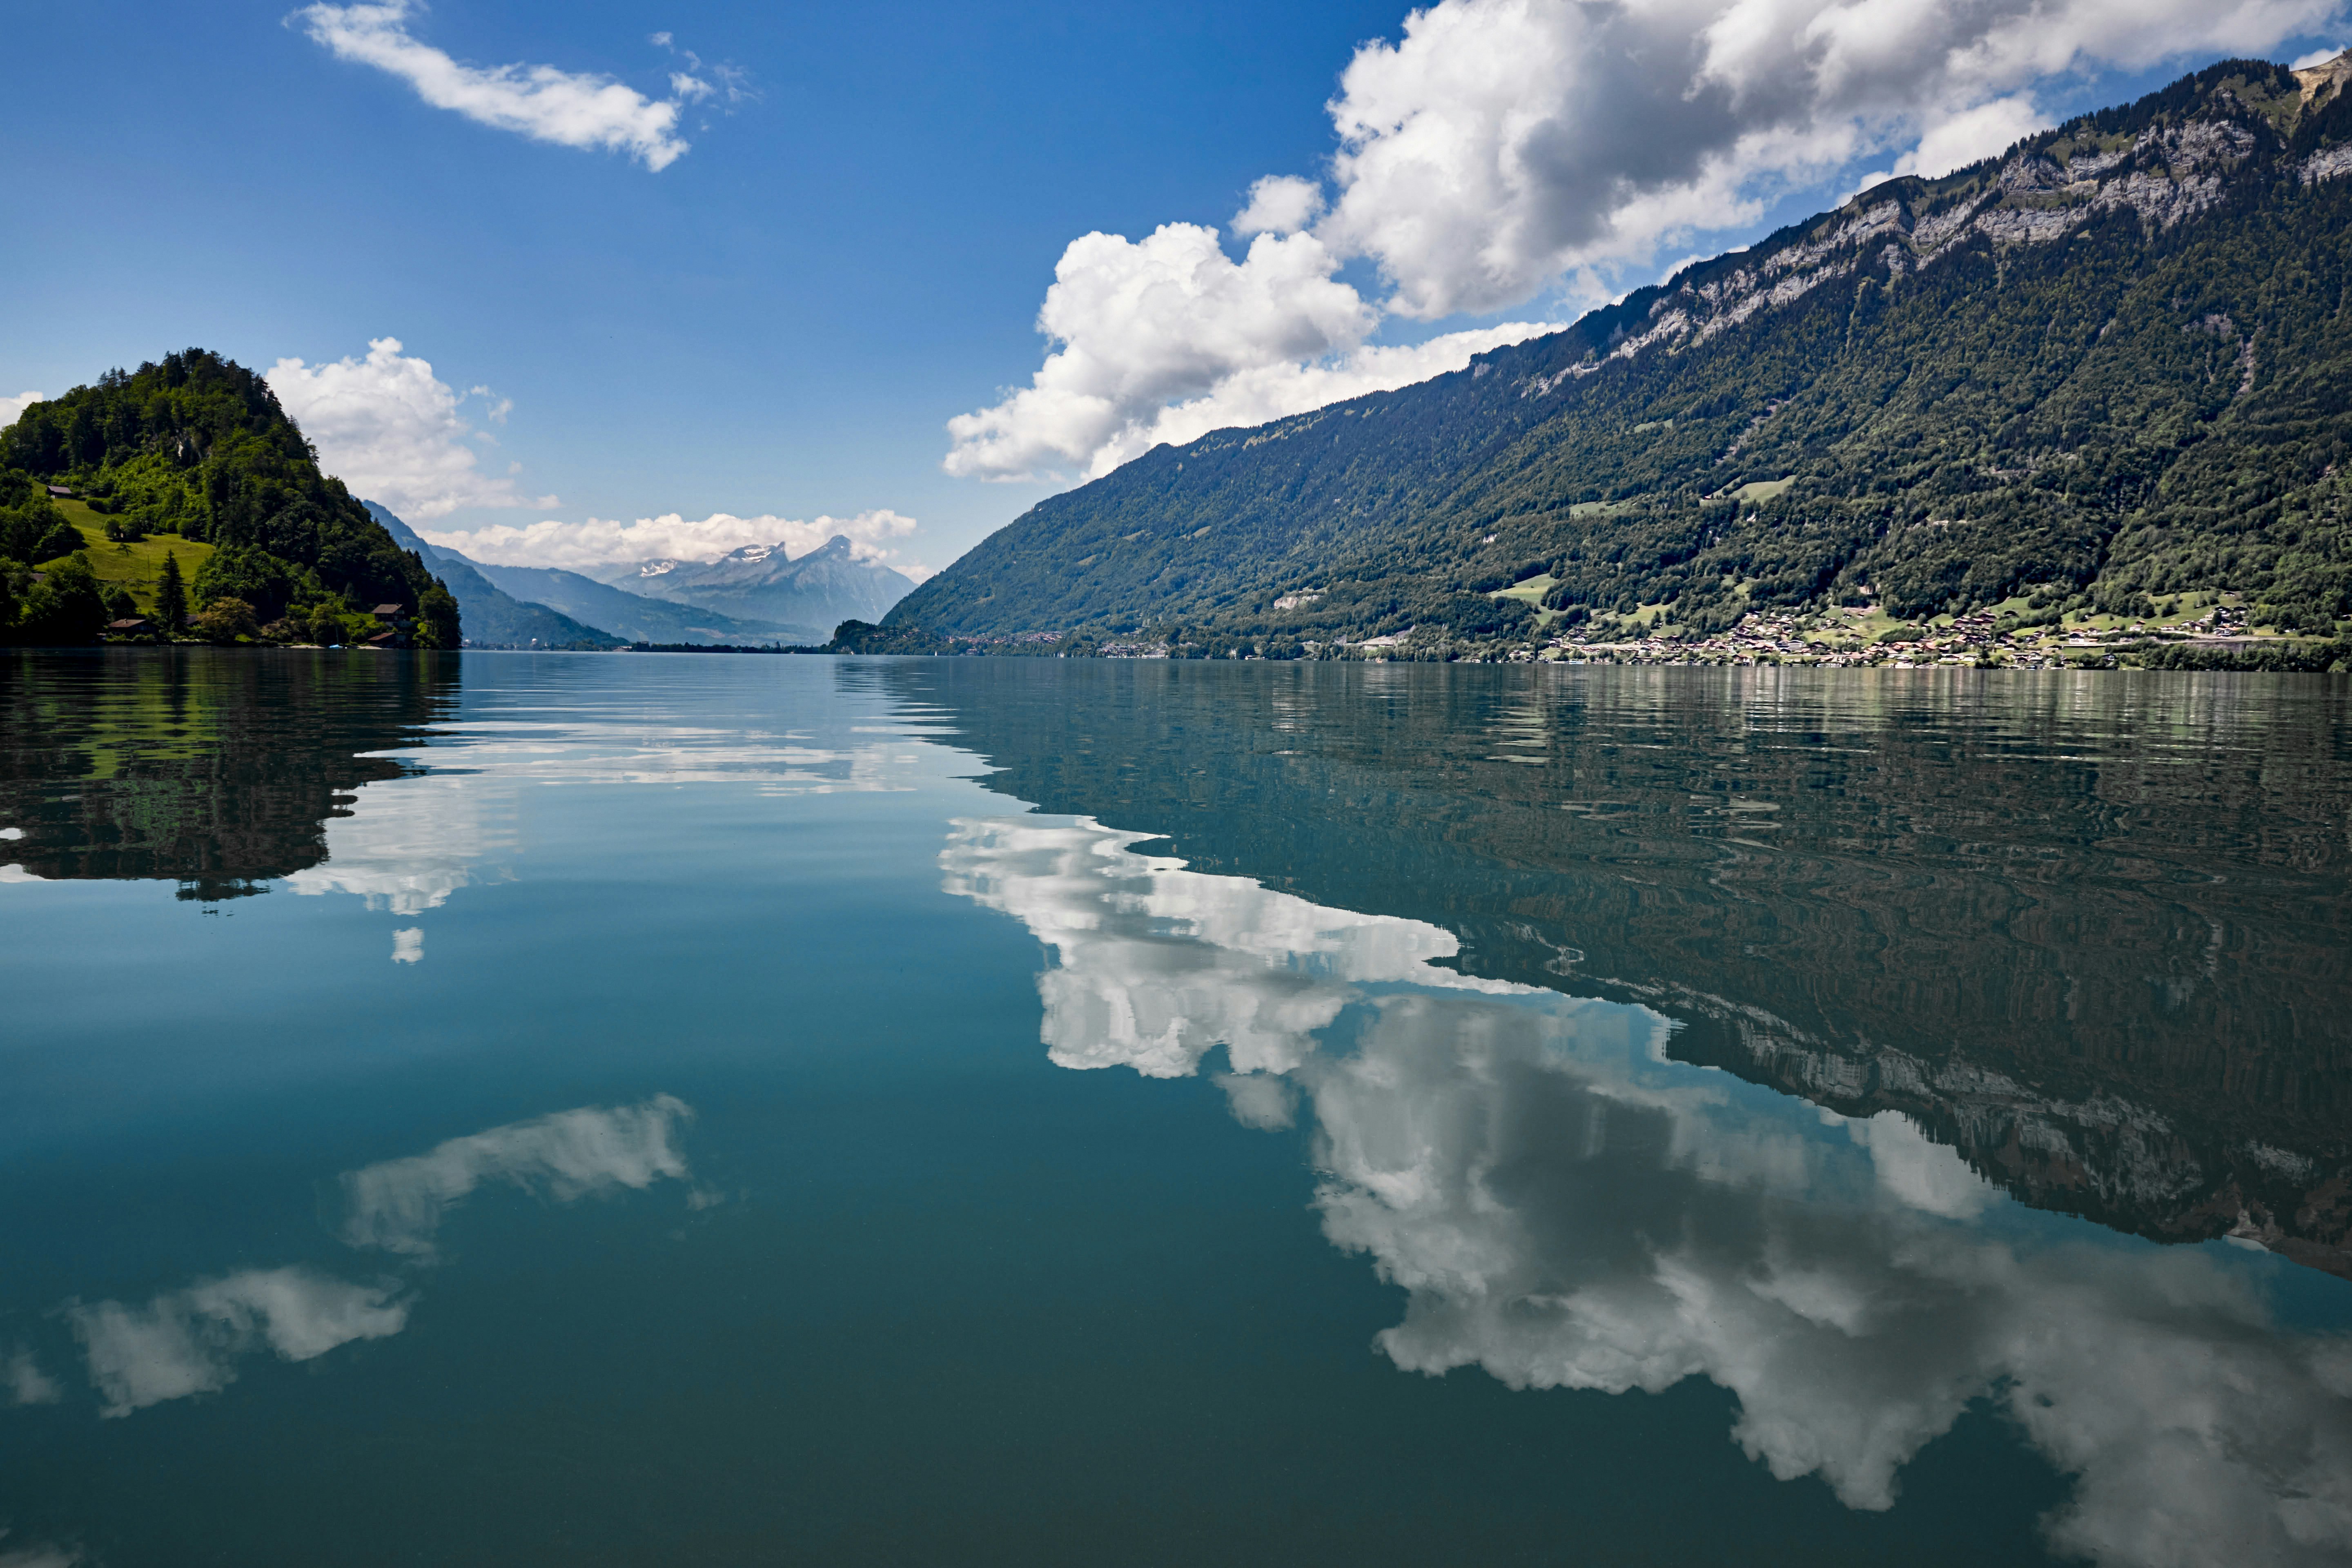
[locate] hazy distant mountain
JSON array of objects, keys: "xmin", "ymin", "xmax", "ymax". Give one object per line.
[
  {"xmin": 598, "ymin": 535, "xmax": 915, "ymax": 641},
  {"xmin": 363, "ymin": 502, "xmax": 623, "ymax": 650},
  {"xmin": 465, "ymin": 561, "xmax": 802, "ymax": 647}
]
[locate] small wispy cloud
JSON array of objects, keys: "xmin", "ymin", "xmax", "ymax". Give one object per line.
[
  {"xmin": 650, "ymin": 30, "xmax": 756, "ymax": 111},
  {"xmin": 293, "ymin": 1, "xmax": 696, "ymax": 170},
  {"xmin": 0, "ymin": 391, "xmax": 45, "ymax": 424}
]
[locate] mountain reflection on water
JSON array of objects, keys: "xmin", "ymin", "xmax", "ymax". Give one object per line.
[
  {"xmin": 0, "ymin": 648, "xmax": 457, "ymax": 900},
  {"xmin": 942, "ymin": 813, "xmax": 2352, "ymax": 1563},
  {"xmin": 885, "ymin": 660, "xmax": 2352, "ymax": 1278},
  {"xmin": 0, "ymin": 647, "xmax": 922, "ymax": 924},
  {"xmin": 7, "ymin": 652, "xmax": 2350, "ymax": 1566}
]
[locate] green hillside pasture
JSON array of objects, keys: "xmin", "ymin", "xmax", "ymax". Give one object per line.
[{"xmin": 39, "ymin": 501, "xmax": 216, "ymax": 616}]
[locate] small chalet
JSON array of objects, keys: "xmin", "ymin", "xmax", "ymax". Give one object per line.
[
  {"xmin": 107, "ymin": 618, "xmax": 147, "ymax": 634},
  {"xmin": 44, "ymin": 484, "xmax": 73, "ymax": 499},
  {"xmin": 369, "ymin": 603, "xmax": 415, "ymax": 649}
]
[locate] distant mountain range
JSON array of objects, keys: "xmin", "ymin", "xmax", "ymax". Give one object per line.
[
  {"xmin": 364, "ymin": 503, "xmax": 914, "ymax": 647},
  {"xmin": 464, "ymin": 561, "xmax": 799, "ymax": 648},
  {"xmin": 889, "ymin": 54, "xmax": 2352, "ymax": 650},
  {"xmin": 365, "ymin": 503, "xmax": 621, "ymax": 650},
  {"xmin": 594, "ymin": 536, "xmax": 916, "ymax": 642}
]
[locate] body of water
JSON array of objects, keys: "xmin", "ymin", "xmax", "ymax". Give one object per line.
[{"xmin": 2, "ymin": 649, "xmax": 2348, "ymax": 1567}]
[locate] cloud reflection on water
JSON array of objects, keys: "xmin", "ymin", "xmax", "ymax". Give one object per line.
[
  {"xmin": 340, "ymin": 1094, "xmax": 694, "ymax": 1257},
  {"xmin": 67, "ymin": 1268, "xmax": 407, "ymax": 1419},
  {"xmin": 59, "ymin": 1096, "xmax": 693, "ymax": 1419},
  {"xmin": 942, "ymin": 814, "xmax": 2352, "ymax": 1568},
  {"xmin": 285, "ymin": 719, "xmax": 923, "ymax": 918}
]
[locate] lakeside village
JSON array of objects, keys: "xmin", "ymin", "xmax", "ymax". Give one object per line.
[{"xmin": 884, "ymin": 590, "xmax": 2351, "ymax": 673}]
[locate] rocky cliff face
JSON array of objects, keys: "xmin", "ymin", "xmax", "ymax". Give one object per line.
[{"xmin": 1538, "ymin": 64, "xmax": 2343, "ymax": 394}]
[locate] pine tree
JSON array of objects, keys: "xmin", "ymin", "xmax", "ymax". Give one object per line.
[
  {"xmin": 155, "ymin": 550, "xmax": 187, "ymax": 633},
  {"xmin": 416, "ymin": 581, "xmax": 461, "ymax": 650}
]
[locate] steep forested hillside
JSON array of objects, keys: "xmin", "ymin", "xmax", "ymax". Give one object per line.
[
  {"xmin": 891, "ymin": 57, "xmax": 2352, "ymax": 650},
  {"xmin": 0, "ymin": 350, "xmax": 459, "ymax": 646}
]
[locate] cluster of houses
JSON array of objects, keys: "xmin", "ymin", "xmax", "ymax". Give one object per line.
[
  {"xmin": 1515, "ymin": 604, "xmax": 2276, "ymax": 668},
  {"xmin": 102, "ymin": 603, "xmax": 416, "ymax": 648}
]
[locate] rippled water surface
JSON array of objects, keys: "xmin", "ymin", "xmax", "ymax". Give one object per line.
[{"xmin": 2, "ymin": 649, "xmax": 2348, "ymax": 1567}]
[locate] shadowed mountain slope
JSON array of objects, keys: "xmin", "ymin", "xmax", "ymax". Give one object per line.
[{"xmin": 466, "ymin": 560, "xmax": 800, "ymax": 647}]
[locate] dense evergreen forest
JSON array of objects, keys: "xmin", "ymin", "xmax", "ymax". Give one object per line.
[
  {"xmin": 889, "ymin": 57, "xmax": 2352, "ymax": 656},
  {"xmin": 0, "ymin": 350, "xmax": 459, "ymax": 647}
]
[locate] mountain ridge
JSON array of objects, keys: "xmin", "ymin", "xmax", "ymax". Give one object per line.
[
  {"xmin": 466, "ymin": 558, "xmax": 802, "ymax": 647},
  {"xmin": 889, "ymin": 54, "xmax": 2352, "ymax": 653},
  {"xmin": 363, "ymin": 502, "xmax": 623, "ymax": 650},
  {"xmin": 603, "ymin": 535, "xmax": 915, "ymax": 640}
]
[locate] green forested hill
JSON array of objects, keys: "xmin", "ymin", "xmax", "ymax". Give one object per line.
[
  {"xmin": 0, "ymin": 350, "xmax": 459, "ymax": 646},
  {"xmin": 889, "ymin": 56, "xmax": 2352, "ymax": 651}
]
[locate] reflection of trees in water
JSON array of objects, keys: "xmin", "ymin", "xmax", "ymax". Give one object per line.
[
  {"xmin": 886, "ymin": 659, "xmax": 2352, "ymax": 1274},
  {"xmin": 0, "ymin": 648, "xmax": 457, "ymax": 900}
]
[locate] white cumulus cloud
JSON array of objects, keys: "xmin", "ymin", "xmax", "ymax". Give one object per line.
[
  {"xmin": 267, "ymin": 337, "xmax": 555, "ymax": 521},
  {"xmin": 1232, "ymin": 174, "xmax": 1327, "ymax": 236},
  {"xmin": 426, "ymin": 508, "xmax": 930, "ymax": 579},
  {"xmin": 0, "ymin": 391, "xmax": 43, "ymax": 424},
  {"xmin": 1893, "ymin": 93, "xmax": 2050, "ymax": 178},
  {"xmin": 1103, "ymin": 323, "xmax": 1552, "ymax": 474},
  {"xmin": 1326, "ymin": 0, "xmax": 2341, "ymax": 318},
  {"xmin": 952, "ymin": 0, "xmax": 2343, "ymax": 482},
  {"xmin": 945, "ymin": 223, "xmax": 1544, "ymax": 481},
  {"xmin": 294, "ymin": 1, "xmax": 693, "ymax": 170}
]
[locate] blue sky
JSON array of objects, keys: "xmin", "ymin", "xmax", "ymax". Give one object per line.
[{"xmin": 4, "ymin": 0, "xmax": 2348, "ymax": 577}]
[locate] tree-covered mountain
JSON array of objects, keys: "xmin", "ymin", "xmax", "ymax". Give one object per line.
[
  {"xmin": 890, "ymin": 55, "xmax": 2352, "ymax": 651},
  {"xmin": 0, "ymin": 350, "xmax": 459, "ymax": 646},
  {"xmin": 364, "ymin": 503, "xmax": 623, "ymax": 650},
  {"xmin": 603, "ymin": 535, "xmax": 914, "ymax": 641}
]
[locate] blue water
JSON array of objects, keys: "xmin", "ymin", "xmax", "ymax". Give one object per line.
[{"xmin": 1, "ymin": 650, "xmax": 2346, "ymax": 1566}]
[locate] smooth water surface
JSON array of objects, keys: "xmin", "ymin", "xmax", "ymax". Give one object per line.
[{"xmin": 2, "ymin": 650, "xmax": 2348, "ymax": 1567}]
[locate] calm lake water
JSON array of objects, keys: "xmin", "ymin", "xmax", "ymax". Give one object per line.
[{"xmin": 2, "ymin": 649, "xmax": 2349, "ymax": 1567}]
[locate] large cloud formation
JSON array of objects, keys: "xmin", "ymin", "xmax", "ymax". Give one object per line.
[
  {"xmin": 294, "ymin": 1, "xmax": 699, "ymax": 171},
  {"xmin": 428, "ymin": 507, "xmax": 928, "ymax": 578},
  {"xmin": 941, "ymin": 815, "xmax": 2352, "ymax": 1567},
  {"xmin": 949, "ymin": 0, "xmax": 2344, "ymax": 482},
  {"xmin": 267, "ymin": 338, "xmax": 555, "ymax": 521}
]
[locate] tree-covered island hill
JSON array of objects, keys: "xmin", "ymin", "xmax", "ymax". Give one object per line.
[
  {"xmin": 0, "ymin": 350, "xmax": 459, "ymax": 648},
  {"xmin": 857, "ymin": 55, "xmax": 2352, "ymax": 673}
]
